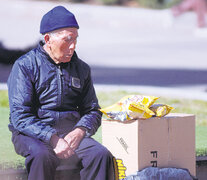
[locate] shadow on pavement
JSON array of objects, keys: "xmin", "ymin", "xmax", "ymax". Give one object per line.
[
  {"xmin": 0, "ymin": 42, "xmax": 35, "ymax": 64},
  {"xmin": 91, "ymin": 66, "xmax": 207, "ymax": 87},
  {"xmin": 1, "ymin": 64, "xmax": 207, "ymax": 87},
  {"xmin": 0, "ymin": 42, "xmax": 36, "ymax": 83}
]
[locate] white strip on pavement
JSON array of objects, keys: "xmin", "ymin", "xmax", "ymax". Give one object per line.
[{"xmin": 94, "ymin": 84, "xmax": 207, "ymax": 101}]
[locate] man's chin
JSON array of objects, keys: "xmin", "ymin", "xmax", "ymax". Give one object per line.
[{"xmin": 61, "ymin": 57, "xmax": 72, "ymax": 63}]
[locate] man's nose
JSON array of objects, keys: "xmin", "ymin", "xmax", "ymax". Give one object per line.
[{"xmin": 69, "ymin": 42, "xmax": 76, "ymax": 50}]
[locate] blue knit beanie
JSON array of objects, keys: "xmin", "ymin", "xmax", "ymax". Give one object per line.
[{"xmin": 40, "ymin": 6, "xmax": 79, "ymax": 34}]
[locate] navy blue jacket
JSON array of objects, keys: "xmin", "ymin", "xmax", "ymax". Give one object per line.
[{"xmin": 8, "ymin": 42, "xmax": 102, "ymax": 143}]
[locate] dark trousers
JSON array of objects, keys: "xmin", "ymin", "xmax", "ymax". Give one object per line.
[{"xmin": 11, "ymin": 131, "xmax": 115, "ymax": 180}]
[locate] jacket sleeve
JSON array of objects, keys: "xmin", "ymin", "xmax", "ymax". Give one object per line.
[
  {"xmin": 7, "ymin": 60, "xmax": 56, "ymax": 143},
  {"xmin": 74, "ymin": 68, "xmax": 102, "ymax": 137}
]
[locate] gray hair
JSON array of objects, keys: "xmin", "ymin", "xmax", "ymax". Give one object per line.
[{"xmin": 40, "ymin": 30, "xmax": 61, "ymax": 43}]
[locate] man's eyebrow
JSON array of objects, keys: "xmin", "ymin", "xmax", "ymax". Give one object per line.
[
  {"xmin": 69, "ymin": 34, "xmax": 79, "ymax": 37},
  {"xmin": 65, "ymin": 34, "xmax": 78, "ymax": 40},
  {"xmin": 73, "ymin": 34, "xmax": 79, "ymax": 39}
]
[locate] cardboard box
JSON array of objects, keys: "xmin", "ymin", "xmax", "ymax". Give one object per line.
[{"xmin": 102, "ymin": 113, "xmax": 196, "ymax": 178}]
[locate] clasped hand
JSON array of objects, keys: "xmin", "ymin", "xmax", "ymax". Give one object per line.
[{"xmin": 50, "ymin": 127, "xmax": 86, "ymax": 159}]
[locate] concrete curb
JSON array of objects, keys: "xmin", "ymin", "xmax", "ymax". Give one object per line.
[{"xmin": 0, "ymin": 83, "xmax": 7, "ymax": 90}]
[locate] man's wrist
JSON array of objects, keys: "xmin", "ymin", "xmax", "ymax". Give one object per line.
[
  {"xmin": 50, "ymin": 134, "xmax": 59, "ymax": 147},
  {"xmin": 75, "ymin": 127, "xmax": 87, "ymax": 136}
]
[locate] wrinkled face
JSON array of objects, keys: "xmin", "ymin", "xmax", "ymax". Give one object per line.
[{"xmin": 45, "ymin": 27, "xmax": 78, "ymax": 64}]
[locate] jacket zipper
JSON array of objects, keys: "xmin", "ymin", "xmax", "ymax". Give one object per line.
[{"xmin": 57, "ymin": 65, "xmax": 63, "ymax": 107}]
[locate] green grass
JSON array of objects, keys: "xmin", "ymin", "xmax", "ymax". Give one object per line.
[
  {"xmin": 196, "ymin": 125, "xmax": 207, "ymax": 156},
  {"xmin": 1, "ymin": 90, "xmax": 207, "ymax": 170},
  {"xmin": 0, "ymin": 107, "xmax": 25, "ymax": 170}
]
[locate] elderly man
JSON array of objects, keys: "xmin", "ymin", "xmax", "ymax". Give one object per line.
[{"xmin": 8, "ymin": 6, "xmax": 115, "ymax": 180}]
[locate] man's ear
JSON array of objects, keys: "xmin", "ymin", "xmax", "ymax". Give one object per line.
[{"xmin": 44, "ymin": 34, "xmax": 50, "ymax": 44}]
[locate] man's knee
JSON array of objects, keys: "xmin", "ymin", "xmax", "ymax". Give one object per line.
[
  {"xmin": 77, "ymin": 138, "xmax": 114, "ymax": 164},
  {"xmin": 91, "ymin": 145, "xmax": 113, "ymax": 162}
]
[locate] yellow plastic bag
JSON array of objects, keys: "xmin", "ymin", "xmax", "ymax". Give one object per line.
[
  {"xmin": 100, "ymin": 102, "xmax": 128, "ymax": 121},
  {"xmin": 119, "ymin": 95, "xmax": 158, "ymax": 108},
  {"xmin": 128, "ymin": 103, "xmax": 155, "ymax": 119},
  {"xmin": 149, "ymin": 104, "xmax": 174, "ymax": 117},
  {"xmin": 100, "ymin": 95, "xmax": 159, "ymax": 121}
]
